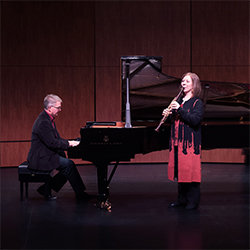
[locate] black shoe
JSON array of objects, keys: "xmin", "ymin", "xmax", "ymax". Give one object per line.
[
  {"xmin": 37, "ymin": 186, "xmax": 57, "ymax": 201},
  {"xmin": 76, "ymin": 192, "xmax": 97, "ymax": 202},
  {"xmin": 168, "ymin": 201, "xmax": 187, "ymax": 208},
  {"xmin": 45, "ymin": 195, "xmax": 57, "ymax": 201},
  {"xmin": 186, "ymin": 203, "xmax": 198, "ymax": 210}
]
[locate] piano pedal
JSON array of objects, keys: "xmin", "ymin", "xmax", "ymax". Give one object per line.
[{"xmin": 95, "ymin": 199, "xmax": 112, "ymax": 212}]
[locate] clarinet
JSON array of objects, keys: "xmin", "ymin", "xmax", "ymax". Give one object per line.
[{"xmin": 155, "ymin": 88, "xmax": 183, "ymax": 132}]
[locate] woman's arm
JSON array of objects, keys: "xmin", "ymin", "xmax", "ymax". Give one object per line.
[{"xmin": 177, "ymin": 99, "xmax": 204, "ymax": 126}]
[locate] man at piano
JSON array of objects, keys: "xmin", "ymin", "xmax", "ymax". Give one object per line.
[
  {"xmin": 27, "ymin": 94, "xmax": 93, "ymax": 201},
  {"xmin": 163, "ymin": 72, "xmax": 203, "ymax": 210}
]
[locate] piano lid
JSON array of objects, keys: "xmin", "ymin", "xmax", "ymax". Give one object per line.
[{"xmin": 121, "ymin": 56, "xmax": 250, "ymax": 122}]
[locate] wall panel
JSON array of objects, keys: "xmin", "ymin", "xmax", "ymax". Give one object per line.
[
  {"xmin": 95, "ymin": 67, "xmax": 121, "ymax": 122},
  {"xmin": 201, "ymin": 149, "xmax": 245, "ymax": 163},
  {"xmin": 1, "ymin": 1, "xmax": 95, "ymax": 66},
  {"xmin": 1, "ymin": 142, "xmax": 31, "ymax": 167},
  {"xmin": 1, "ymin": 67, "xmax": 95, "ymax": 140},
  {"xmin": 192, "ymin": 1, "xmax": 249, "ymax": 69},
  {"xmin": 95, "ymin": 1, "xmax": 191, "ymax": 67}
]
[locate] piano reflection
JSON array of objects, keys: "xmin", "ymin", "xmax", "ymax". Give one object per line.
[{"xmin": 68, "ymin": 56, "xmax": 249, "ymax": 210}]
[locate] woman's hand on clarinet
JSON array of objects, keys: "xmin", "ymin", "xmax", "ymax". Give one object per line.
[
  {"xmin": 170, "ymin": 101, "xmax": 180, "ymax": 110},
  {"xmin": 162, "ymin": 101, "xmax": 180, "ymax": 116},
  {"xmin": 162, "ymin": 108, "xmax": 172, "ymax": 116}
]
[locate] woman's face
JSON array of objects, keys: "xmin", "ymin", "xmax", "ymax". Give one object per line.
[{"xmin": 181, "ymin": 75, "xmax": 193, "ymax": 95}]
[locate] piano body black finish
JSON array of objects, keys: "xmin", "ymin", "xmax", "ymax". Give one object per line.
[
  {"xmin": 201, "ymin": 122, "xmax": 249, "ymax": 149},
  {"xmin": 68, "ymin": 125, "xmax": 169, "ymax": 201}
]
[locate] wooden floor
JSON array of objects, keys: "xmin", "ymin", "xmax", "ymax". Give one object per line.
[{"xmin": 1, "ymin": 163, "xmax": 249, "ymax": 249}]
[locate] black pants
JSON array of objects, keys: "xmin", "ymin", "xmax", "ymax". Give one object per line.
[
  {"xmin": 47, "ymin": 156, "xmax": 86, "ymax": 197},
  {"xmin": 177, "ymin": 182, "xmax": 200, "ymax": 205},
  {"xmin": 174, "ymin": 146, "xmax": 200, "ymax": 205}
]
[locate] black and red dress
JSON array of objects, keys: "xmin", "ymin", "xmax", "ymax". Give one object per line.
[
  {"xmin": 167, "ymin": 96, "xmax": 204, "ymax": 205},
  {"xmin": 168, "ymin": 96, "xmax": 204, "ymax": 183}
]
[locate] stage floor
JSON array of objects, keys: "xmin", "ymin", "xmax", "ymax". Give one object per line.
[{"xmin": 1, "ymin": 163, "xmax": 249, "ymax": 249}]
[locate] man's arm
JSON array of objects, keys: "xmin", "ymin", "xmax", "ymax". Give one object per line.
[{"xmin": 38, "ymin": 120, "xmax": 69, "ymax": 150}]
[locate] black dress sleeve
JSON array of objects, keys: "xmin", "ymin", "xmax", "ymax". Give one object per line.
[{"xmin": 177, "ymin": 98, "xmax": 203, "ymax": 127}]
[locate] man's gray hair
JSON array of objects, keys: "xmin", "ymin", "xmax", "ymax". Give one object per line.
[{"xmin": 44, "ymin": 94, "xmax": 62, "ymax": 110}]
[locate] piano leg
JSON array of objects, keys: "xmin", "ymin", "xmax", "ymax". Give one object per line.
[
  {"xmin": 96, "ymin": 162, "xmax": 108, "ymax": 201},
  {"xmin": 95, "ymin": 161, "xmax": 112, "ymax": 211}
]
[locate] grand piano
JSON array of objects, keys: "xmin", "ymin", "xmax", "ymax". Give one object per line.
[{"xmin": 68, "ymin": 56, "xmax": 249, "ymax": 209}]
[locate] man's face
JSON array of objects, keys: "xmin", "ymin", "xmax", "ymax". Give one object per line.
[{"xmin": 48, "ymin": 101, "xmax": 62, "ymax": 118}]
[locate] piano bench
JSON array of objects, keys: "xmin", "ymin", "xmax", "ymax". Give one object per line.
[{"xmin": 18, "ymin": 161, "xmax": 51, "ymax": 201}]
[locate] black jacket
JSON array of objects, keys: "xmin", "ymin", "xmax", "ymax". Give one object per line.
[
  {"xmin": 169, "ymin": 96, "xmax": 203, "ymax": 155},
  {"xmin": 27, "ymin": 110, "xmax": 69, "ymax": 171}
]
